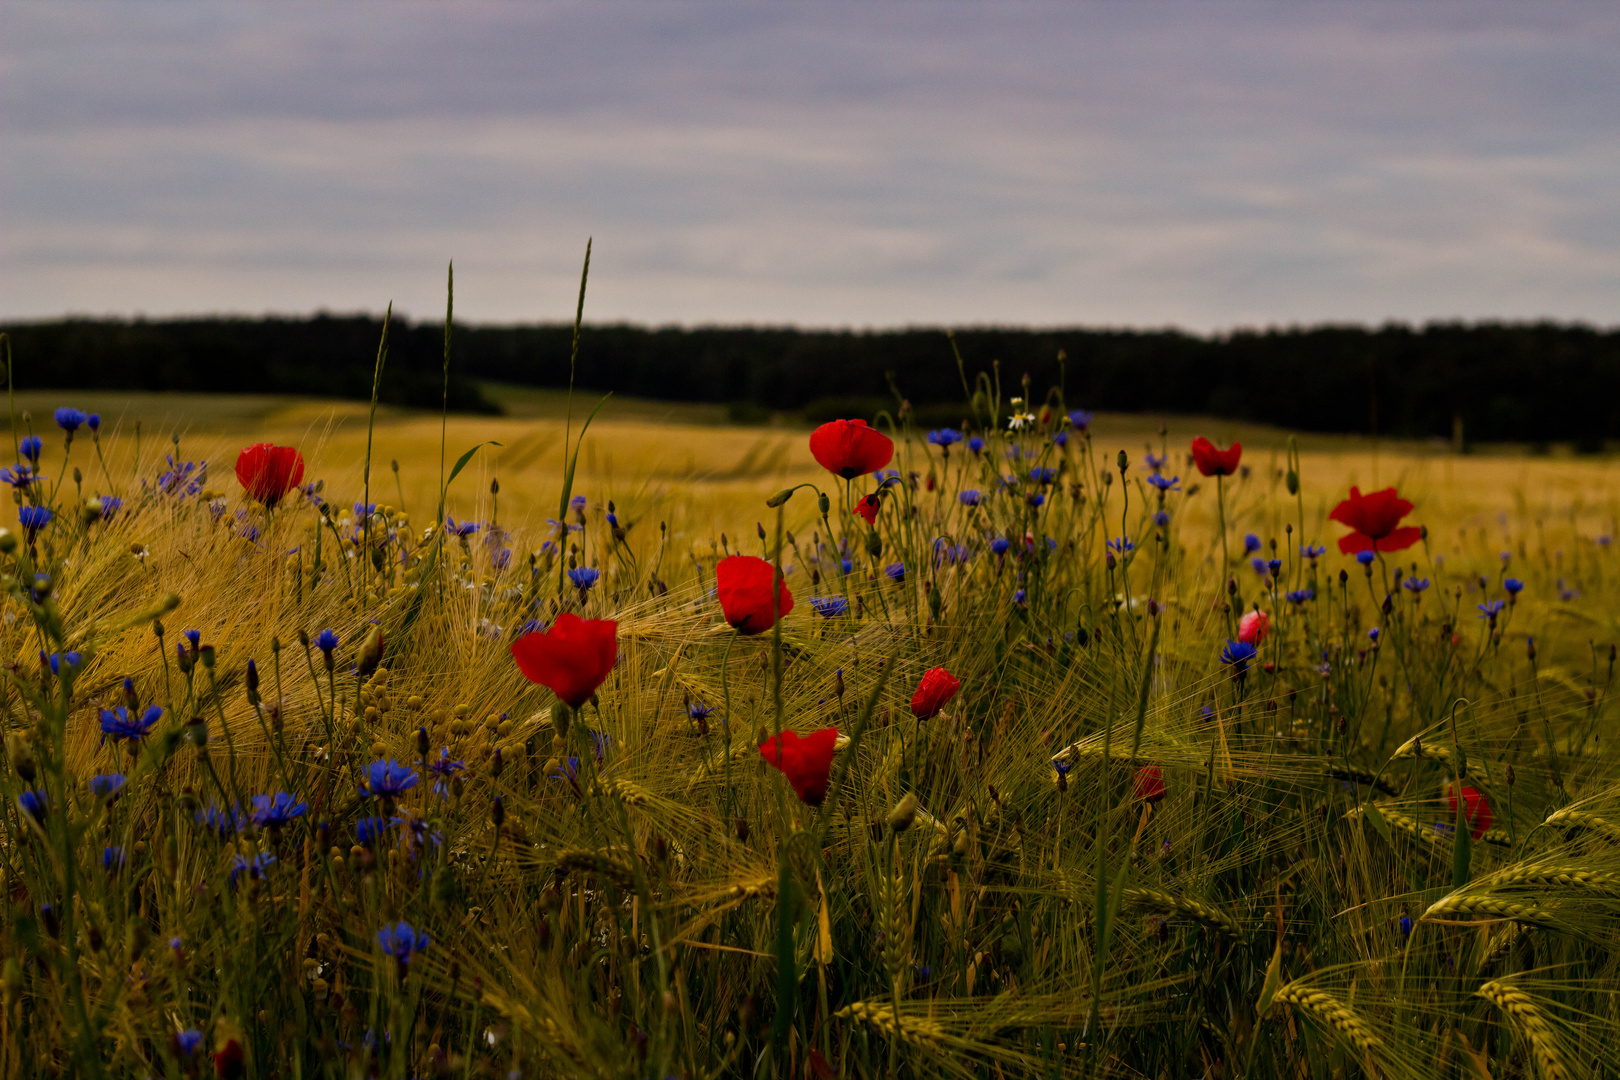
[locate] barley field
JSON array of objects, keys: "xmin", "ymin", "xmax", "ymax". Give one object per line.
[{"xmin": 3, "ymin": 378, "xmax": 1620, "ymax": 1079}]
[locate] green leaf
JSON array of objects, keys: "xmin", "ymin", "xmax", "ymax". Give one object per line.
[
  {"xmin": 446, "ymin": 440, "xmax": 502, "ymax": 493},
  {"xmin": 557, "ymin": 394, "xmax": 612, "ymax": 520}
]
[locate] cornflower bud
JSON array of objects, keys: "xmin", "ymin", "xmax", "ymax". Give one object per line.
[{"xmin": 491, "ymin": 796, "xmax": 505, "ymax": 828}]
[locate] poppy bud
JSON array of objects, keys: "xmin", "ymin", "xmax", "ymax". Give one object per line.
[
  {"xmin": 491, "ymin": 797, "xmax": 505, "ymax": 828},
  {"xmin": 152, "ymin": 617, "xmax": 163, "ymax": 639},
  {"xmin": 866, "ymin": 530, "xmax": 882, "ymax": 558},
  {"xmin": 490, "ymin": 477, "xmax": 500, "ymax": 495},
  {"xmin": 6, "ymin": 734, "xmax": 35, "ymax": 783},
  {"xmin": 928, "ymin": 586, "xmax": 942, "ymax": 621},
  {"xmin": 886, "ymin": 793, "xmax": 920, "ymax": 833},
  {"xmin": 186, "ymin": 716, "xmax": 208, "ymax": 747},
  {"xmin": 199, "ymin": 645, "xmax": 215, "ymax": 669},
  {"xmin": 766, "ymin": 488, "xmax": 795, "ymax": 508},
  {"xmin": 416, "ymin": 727, "xmax": 429, "ymax": 756},
  {"xmin": 298, "ymin": 629, "xmax": 310, "ymax": 649},
  {"xmin": 817, "ymin": 493, "xmax": 830, "ymax": 518},
  {"xmin": 356, "ymin": 624, "xmax": 385, "ymax": 679},
  {"xmin": 1285, "ymin": 470, "xmax": 1298, "ymax": 495},
  {"xmin": 550, "ymin": 699, "xmax": 572, "ymax": 739},
  {"xmin": 1338, "ymin": 569, "xmax": 1349, "ymax": 585},
  {"xmin": 1117, "ymin": 450, "xmax": 1128, "ymax": 472}
]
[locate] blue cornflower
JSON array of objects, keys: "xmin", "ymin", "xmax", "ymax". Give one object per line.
[
  {"xmin": 1301, "ymin": 544, "xmax": 1326, "ymax": 560},
  {"xmin": 97, "ymin": 495, "xmax": 121, "ymax": 520},
  {"xmin": 55, "ymin": 407, "xmax": 87, "ymax": 432},
  {"xmin": 175, "ymin": 1029, "xmax": 204, "ymax": 1057},
  {"xmin": 1243, "ymin": 534, "xmax": 1261, "ymax": 554},
  {"xmin": 1029, "ymin": 466, "xmax": 1057, "ymax": 484},
  {"xmin": 1027, "ymin": 492, "xmax": 1046, "ymax": 508},
  {"xmin": 0, "ymin": 464, "xmax": 39, "ymax": 488},
  {"xmin": 1144, "ymin": 451, "xmax": 1165, "ymax": 472},
  {"xmin": 810, "ymin": 596, "xmax": 848, "ymax": 618},
  {"xmin": 155, "ymin": 455, "xmax": 204, "ymax": 497},
  {"xmin": 568, "ymin": 567, "xmax": 601, "ymax": 591},
  {"xmin": 1368, "ymin": 627, "xmax": 1381, "ymax": 643},
  {"xmin": 1356, "ymin": 550, "xmax": 1376, "ymax": 566},
  {"xmin": 362, "ymin": 760, "xmax": 420, "ymax": 799},
  {"xmin": 1052, "ymin": 759, "xmax": 1072, "ymax": 777},
  {"xmin": 250, "ymin": 792, "xmax": 308, "ymax": 828},
  {"xmin": 1478, "ymin": 600, "xmax": 1505, "ymax": 620},
  {"xmin": 353, "ymin": 502, "xmax": 378, "ymax": 518},
  {"xmin": 1107, "ymin": 537, "xmax": 1134, "ymax": 555},
  {"xmin": 229, "ymin": 852, "xmax": 275, "ymax": 886},
  {"xmin": 1068, "ymin": 409, "xmax": 1093, "ymax": 430},
  {"xmin": 1053, "ymin": 430, "xmax": 1069, "ymax": 448},
  {"xmin": 1267, "ymin": 558, "xmax": 1282, "ymax": 577},
  {"xmin": 1286, "ymin": 588, "xmax": 1314, "ymax": 604},
  {"xmin": 183, "ymin": 629, "xmax": 201, "ymax": 652},
  {"xmin": 427, "ymin": 748, "xmax": 466, "ymax": 797},
  {"xmin": 840, "ymin": 558, "xmax": 854, "ymax": 575},
  {"xmin": 1504, "ymin": 578, "xmax": 1524, "ymax": 595},
  {"xmin": 885, "ymin": 562, "xmax": 906, "ymax": 582},
  {"xmin": 1399, "ymin": 915, "xmax": 1412, "ymax": 938},
  {"xmin": 18, "ymin": 790, "xmax": 47, "ymax": 822},
  {"xmin": 397, "ymin": 813, "xmax": 443, "ymax": 852},
  {"xmin": 1221, "ymin": 640, "xmax": 1258, "ymax": 670},
  {"xmin": 959, "ymin": 489, "xmax": 982, "ymax": 506},
  {"xmin": 551, "ymin": 756, "xmax": 582, "ymax": 782},
  {"xmin": 688, "ymin": 701, "xmax": 715, "ymax": 721},
  {"xmin": 516, "ymin": 618, "xmax": 545, "ymax": 636},
  {"xmin": 967, "ymin": 436, "xmax": 985, "ymax": 455},
  {"xmin": 1146, "ymin": 473, "xmax": 1180, "ymax": 492},
  {"xmin": 1403, "ymin": 577, "xmax": 1430, "ymax": 593},
  {"xmin": 1251, "ymin": 557, "xmax": 1269, "ymax": 575},
  {"xmin": 990, "ymin": 536, "xmax": 1011, "ymax": 557},
  {"xmin": 355, "ymin": 816, "xmax": 397, "ymax": 847},
  {"xmin": 444, "ymin": 516, "xmax": 480, "ymax": 537},
  {"xmin": 47, "ymin": 651, "xmax": 82, "ymax": 675},
  {"xmin": 86, "ymin": 413, "xmax": 100, "ymax": 432},
  {"xmin": 926, "ymin": 429, "xmax": 962, "ymax": 448},
  {"xmin": 376, "ymin": 921, "xmax": 430, "ymax": 966},
  {"xmin": 20, "ymin": 436, "xmax": 41, "ymax": 463},
  {"xmin": 315, "ymin": 629, "xmax": 339, "ymax": 655},
  {"xmin": 570, "ymin": 494, "xmax": 587, "ymax": 513},
  {"xmin": 1152, "ymin": 510, "xmax": 1170, "ymax": 527},
  {"xmin": 89, "ymin": 773, "xmax": 126, "ymax": 799},
  {"xmin": 196, "ymin": 803, "xmax": 244, "ymax": 838},
  {"xmin": 18, "ymin": 505, "xmax": 52, "ymax": 537},
  {"xmin": 102, "ymin": 846, "xmax": 125, "ymax": 870},
  {"xmin": 1013, "ymin": 589, "xmax": 1027, "ymax": 605},
  {"xmin": 99, "ymin": 705, "xmax": 162, "ymax": 745}
]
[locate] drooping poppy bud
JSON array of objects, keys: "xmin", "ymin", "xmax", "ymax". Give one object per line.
[
  {"xmin": 234, "ymin": 443, "xmax": 305, "ymax": 508},
  {"xmin": 510, "ymin": 613, "xmax": 618, "ymax": 709},
  {"xmin": 809, "ymin": 419, "xmax": 894, "ymax": 480},
  {"xmin": 1329, "ymin": 486, "xmax": 1421, "ymax": 555},
  {"xmin": 1190, "ymin": 437, "xmax": 1242, "ymax": 478},
  {"xmin": 758, "ymin": 727, "xmax": 839, "ymax": 807},
  {"xmin": 909, "ymin": 667, "xmax": 961, "ymax": 719},
  {"xmin": 854, "ymin": 493, "xmax": 882, "ymax": 525},
  {"xmin": 1134, "ymin": 766, "xmax": 1166, "ymax": 803},
  {"xmin": 715, "ymin": 555, "xmax": 794, "ymax": 635},
  {"xmin": 1237, "ymin": 610, "xmax": 1270, "ymax": 645},
  {"xmin": 1447, "ymin": 784, "xmax": 1493, "ymax": 840}
]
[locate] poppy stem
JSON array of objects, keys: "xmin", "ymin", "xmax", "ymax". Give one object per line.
[{"xmin": 718, "ymin": 634, "xmax": 738, "ymax": 826}]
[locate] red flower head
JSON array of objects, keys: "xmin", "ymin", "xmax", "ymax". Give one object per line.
[
  {"xmin": 809, "ymin": 419, "xmax": 894, "ymax": 480},
  {"xmin": 213, "ymin": 1039, "xmax": 245, "ymax": 1080},
  {"xmin": 1448, "ymin": 784, "xmax": 1493, "ymax": 840},
  {"xmin": 1329, "ymin": 486, "xmax": 1421, "ymax": 555},
  {"xmin": 510, "ymin": 613, "xmax": 618, "ymax": 708},
  {"xmin": 1134, "ymin": 766, "xmax": 1166, "ymax": 803},
  {"xmin": 1237, "ymin": 610, "xmax": 1270, "ymax": 645},
  {"xmin": 910, "ymin": 666, "xmax": 961, "ymax": 719},
  {"xmin": 234, "ymin": 443, "xmax": 305, "ymax": 508},
  {"xmin": 1190, "ymin": 437, "xmax": 1242, "ymax": 477},
  {"xmin": 759, "ymin": 727, "xmax": 839, "ymax": 806},
  {"xmin": 855, "ymin": 493, "xmax": 882, "ymax": 525},
  {"xmin": 716, "ymin": 555, "xmax": 794, "ymax": 635}
]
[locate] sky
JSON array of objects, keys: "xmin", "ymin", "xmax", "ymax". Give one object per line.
[{"xmin": 3, "ymin": 2, "xmax": 1618, "ymax": 331}]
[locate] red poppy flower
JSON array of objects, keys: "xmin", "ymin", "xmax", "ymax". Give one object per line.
[
  {"xmin": 1329, "ymin": 486, "xmax": 1421, "ymax": 555},
  {"xmin": 234, "ymin": 443, "xmax": 305, "ymax": 508},
  {"xmin": 1134, "ymin": 766, "xmax": 1166, "ymax": 803},
  {"xmin": 759, "ymin": 727, "xmax": 839, "ymax": 806},
  {"xmin": 809, "ymin": 419, "xmax": 894, "ymax": 480},
  {"xmin": 910, "ymin": 666, "xmax": 961, "ymax": 719},
  {"xmin": 214, "ymin": 1039, "xmax": 246, "ymax": 1080},
  {"xmin": 1190, "ymin": 437, "xmax": 1242, "ymax": 477},
  {"xmin": 1238, "ymin": 610, "xmax": 1270, "ymax": 645},
  {"xmin": 855, "ymin": 493, "xmax": 882, "ymax": 525},
  {"xmin": 510, "ymin": 613, "xmax": 618, "ymax": 708},
  {"xmin": 1448, "ymin": 784, "xmax": 1493, "ymax": 840},
  {"xmin": 716, "ymin": 555, "xmax": 794, "ymax": 635}
]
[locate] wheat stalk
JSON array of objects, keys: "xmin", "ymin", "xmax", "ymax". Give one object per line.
[
  {"xmin": 1422, "ymin": 894, "xmax": 1555, "ymax": 927},
  {"xmin": 1477, "ymin": 979, "xmax": 1569, "ymax": 1080},
  {"xmin": 1542, "ymin": 807, "xmax": 1620, "ymax": 845},
  {"xmin": 1121, "ymin": 888, "xmax": 1242, "ymax": 939},
  {"xmin": 1272, "ymin": 983, "xmax": 1383, "ymax": 1053},
  {"xmin": 1483, "ymin": 862, "xmax": 1620, "ymax": 896},
  {"xmin": 835, "ymin": 1000, "xmax": 947, "ymax": 1047}
]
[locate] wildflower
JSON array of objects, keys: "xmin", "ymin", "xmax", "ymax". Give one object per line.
[
  {"xmin": 1012, "ymin": 588, "xmax": 1027, "ymax": 605},
  {"xmin": 55, "ymin": 407, "xmax": 87, "ymax": 433},
  {"xmin": 855, "ymin": 493, "xmax": 882, "ymax": 525},
  {"xmin": 1237, "ymin": 610, "xmax": 1270, "ymax": 644},
  {"xmin": 396, "ymin": 813, "xmax": 443, "ymax": 852},
  {"xmin": 809, "ymin": 596, "xmax": 848, "ymax": 618},
  {"xmin": 567, "ymin": 566, "xmax": 601, "ymax": 591},
  {"xmin": 1144, "ymin": 451, "xmax": 1165, "ymax": 472},
  {"xmin": 102, "ymin": 846, "xmax": 125, "ymax": 871},
  {"xmin": 184, "ymin": 628, "xmax": 202, "ymax": 652},
  {"xmin": 1478, "ymin": 599, "xmax": 1505, "ymax": 621},
  {"xmin": 175, "ymin": 1029, "xmax": 204, "ymax": 1057},
  {"xmin": 1356, "ymin": 550, "xmax": 1375, "ymax": 566},
  {"xmin": 1267, "ymin": 558, "xmax": 1282, "ymax": 577},
  {"xmin": 910, "ymin": 666, "xmax": 961, "ymax": 719},
  {"xmin": 1029, "ymin": 466, "xmax": 1057, "ymax": 485},
  {"xmin": 1368, "ymin": 627, "xmax": 1381, "ymax": 643},
  {"xmin": 510, "ymin": 612, "xmax": 619, "ymax": 707},
  {"xmin": 1053, "ymin": 759, "xmax": 1072, "ymax": 778},
  {"xmin": 1286, "ymin": 588, "xmax": 1314, "ymax": 604},
  {"xmin": 18, "ymin": 505, "xmax": 52, "ymax": 539},
  {"xmin": 1301, "ymin": 543, "xmax": 1326, "ymax": 561},
  {"xmin": 570, "ymin": 494, "xmax": 587, "ymax": 513},
  {"xmin": 758, "ymin": 727, "xmax": 840, "ymax": 806},
  {"xmin": 20, "ymin": 436, "xmax": 42, "ymax": 463},
  {"xmin": 89, "ymin": 773, "xmax": 126, "ymax": 799},
  {"xmin": 1447, "ymin": 784, "xmax": 1493, "ymax": 840},
  {"xmin": 249, "ymin": 792, "xmax": 308, "ymax": 829},
  {"xmin": 1244, "ymin": 534, "xmax": 1261, "ymax": 554},
  {"xmin": 990, "ymin": 536, "xmax": 1011, "ymax": 557},
  {"xmin": 1152, "ymin": 510, "xmax": 1170, "ymax": 527},
  {"xmin": 87, "ymin": 413, "xmax": 100, "ymax": 432},
  {"xmin": 715, "ymin": 555, "xmax": 794, "ymax": 635},
  {"xmin": 196, "ymin": 803, "xmax": 244, "ymax": 838},
  {"xmin": 809, "ymin": 419, "xmax": 894, "ymax": 479},
  {"xmin": 377, "ymin": 921, "xmax": 430, "ymax": 968},
  {"xmin": 1190, "ymin": 437, "xmax": 1242, "ymax": 477},
  {"xmin": 1251, "ymin": 557, "xmax": 1269, "ymax": 575},
  {"xmin": 315, "ymin": 629, "xmax": 339, "ymax": 657},
  {"xmin": 967, "ymin": 436, "xmax": 985, "ymax": 455},
  {"xmin": 885, "ymin": 562, "xmax": 905, "ymax": 582},
  {"xmin": 1404, "ymin": 577, "xmax": 1430, "ymax": 593},
  {"xmin": 155, "ymin": 454, "xmax": 205, "ymax": 497},
  {"xmin": 1399, "ymin": 915, "xmax": 1412, "ymax": 939},
  {"xmin": 1329, "ymin": 486, "xmax": 1421, "ymax": 554},
  {"xmin": 234, "ymin": 443, "xmax": 305, "ymax": 508},
  {"xmin": 18, "ymin": 790, "xmax": 46, "ymax": 823},
  {"xmin": 1146, "ymin": 473, "xmax": 1179, "ymax": 492},
  {"xmin": 1006, "ymin": 407, "xmax": 1036, "ymax": 431},
  {"xmin": 1504, "ymin": 578, "xmax": 1524, "ymax": 595},
  {"xmin": 1068, "ymin": 409, "xmax": 1093, "ymax": 430},
  {"xmin": 1134, "ymin": 766, "xmax": 1166, "ymax": 803},
  {"xmin": 355, "ymin": 816, "xmax": 396, "ymax": 847},
  {"xmin": 926, "ymin": 429, "xmax": 962, "ymax": 449},
  {"xmin": 444, "ymin": 517, "xmax": 481, "ymax": 538},
  {"xmin": 0, "ymin": 464, "xmax": 39, "ymax": 488},
  {"xmin": 97, "ymin": 495, "xmax": 121, "ymax": 520},
  {"xmin": 1054, "ymin": 430, "xmax": 1069, "ymax": 448},
  {"xmin": 229, "ymin": 852, "xmax": 275, "ymax": 886},
  {"xmin": 427, "ymin": 748, "xmax": 466, "ymax": 797},
  {"xmin": 362, "ymin": 760, "xmax": 420, "ymax": 799},
  {"xmin": 1221, "ymin": 639, "xmax": 1257, "ymax": 673},
  {"xmin": 688, "ymin": 701, "xmax": 716, "ymax": 722},
  {"xmin": 1027, "ymin": 492, "xmax": 1046, "ymax": 508},
  {"xmin": 1107, "ymin": 537, "xmax": 1134, "ymax": 555},
  {"xmin": 100, "ymin": 705, "xmax": 162, "ymax": 745},
  {"xmin": 46, "ymin": 651, "xmax": 82, "ymax": 675}
]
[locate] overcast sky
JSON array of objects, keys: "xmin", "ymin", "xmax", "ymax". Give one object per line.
[{"xmin": 3, "ymin": 2, "xmax": 1618, "ymax": 330}]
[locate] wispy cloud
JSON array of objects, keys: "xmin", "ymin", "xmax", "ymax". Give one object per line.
[{"xmin": 3, "ymin": 2, "xmax": 1618, "ymax": 329}]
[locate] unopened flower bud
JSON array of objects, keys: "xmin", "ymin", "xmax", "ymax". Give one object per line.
[
  {"xmin": 550, "ymin": 699, "xmax": 572, "ymax": 739},
  {"xmin": 817, "ymin": 492, "xmax": 831, "ymax": 518},
  {"xmin": 491, "ymin": 796, "xmax": 505, "ymax": 828},
  {"xmin": 886, "ymin": 793, "xmax": 920, "ymax": 833},
  {"xmin": 766, "ymin": 488, "xmax": 794, "ymax": 508}
]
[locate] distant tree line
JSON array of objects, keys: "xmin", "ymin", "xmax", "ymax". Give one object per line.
[{"xmin": 4, "ymin": 315, "xmax": 1616, "ymax": 445}]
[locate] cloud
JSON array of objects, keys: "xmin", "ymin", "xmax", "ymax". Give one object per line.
[{"xmin": 2, "ymin": 1, "xmax": 1618, "ymax": 329}]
